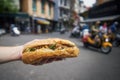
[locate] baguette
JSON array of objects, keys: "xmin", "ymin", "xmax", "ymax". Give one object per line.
[{"xmin": 22, "ymin": 38, "xmax": 79, "ymax": 65}]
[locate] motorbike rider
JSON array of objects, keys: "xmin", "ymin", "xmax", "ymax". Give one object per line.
[
  {"xmin": 99, "ymin": 22, "xmax": 108, "ymax": 37},
  {"xmin": 108, "ymin": 21, "xmax": 118, "ymax": 42},
  {"xmin": 91, "ymin": 21, "xmax": 100, "ymax": 38},
  {"xmin": 91, "ymin": 21, "xmax": 101, "ymax": 45},
  {"xmin": 110, "ymin": 21, "xmax": 118, "ymax": 33}
]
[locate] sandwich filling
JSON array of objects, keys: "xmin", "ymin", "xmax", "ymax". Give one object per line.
[{"xmin": 23, "ymin": 43, "xmax": 74, "ymax": 53}]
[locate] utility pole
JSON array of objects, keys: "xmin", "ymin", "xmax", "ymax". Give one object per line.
[
  {"xmin": 69, "ymin": 0, "xmax": 80, "ymax": 28},
  {"xmin": 69, "ymin": 0, "xmax": 75, "ymax": 15},
  {"xmin": 69, "ymin": 0, "xmax": 75, "ymax": 28}
]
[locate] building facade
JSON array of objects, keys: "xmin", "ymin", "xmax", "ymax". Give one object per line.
[
  {"xmin": 20, "ymin": 0, "xmax": 55, "ymax": 33},
  {"xmin": 74, "ymin": 0, "xmax": 87, "ymax": 25},
  {"xmin": 54, "ymin": 0, "xmax": 70, "ymax": 30},
  {"xmin": 21, "ymin": 0, "xmax": 54, "ymax": 20},
  {"xmin": 79, "ymin": 0, "xmax": 88, "ymax": 13},
  {"xmin": 54, "ymin": 0, "xmax": 81, "ymax": 31},
  {"xmin": 95, "ymin": 0, "xmax": 113, "ymax": 6}
]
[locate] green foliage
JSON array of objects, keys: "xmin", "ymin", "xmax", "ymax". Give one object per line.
[{"xmin": 0, "ymin": 0, "xmax": 19, "ymax": 13}]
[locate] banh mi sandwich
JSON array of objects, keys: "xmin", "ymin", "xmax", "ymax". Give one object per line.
[{"xmin": 22, "ymin": 38, "xmax": 79, "ymax": 65}]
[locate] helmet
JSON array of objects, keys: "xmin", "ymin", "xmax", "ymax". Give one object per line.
[
  {"xmin": 96, "ymin": 21, "xmax": 100, "ymax": 24},
  {"xmin": 114, "ymin": 21, "xmax": 118, "ymax": 25}
]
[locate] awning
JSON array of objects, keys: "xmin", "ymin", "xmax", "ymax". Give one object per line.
[
  {"xmin": 83, "ymin": 15, "xmax": 120, "ymax": 22},
  {"xmin": 34, "ymin": 18, "xmax": 50, "ymax": 25},
  {"xmin": 0, "ymin": 13, "xmax": 29, "ymax": 18}
]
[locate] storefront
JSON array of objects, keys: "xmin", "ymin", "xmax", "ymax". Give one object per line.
[
  {"xmin": 15, "ymin": 13, "xmax": 30, "ymax": 33},
  {"xmin": 0, "ymin": 13, "xmax": 29, "ymax": 33},
  {"xmin": 33, "ymin": 17, "xmax": 50, "ymax": 33}
]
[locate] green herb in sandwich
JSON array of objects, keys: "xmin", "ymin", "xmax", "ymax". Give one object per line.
[{"xmin": 49, "ymin": 44, "xmax": 56, "ymax": 50}]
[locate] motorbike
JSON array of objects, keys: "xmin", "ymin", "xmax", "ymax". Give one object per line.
[
  {"xmin": 112, "ymin": 32, "xmax": 120, "ymax": 47},
  {"xmin": 82, "ymin": 31, "xmax": 112, "ymax": 54},
  {"xmin": 11, "ymin": 27, "xmax": 21, "ymax": 36},
  {"xmin": 60, "ymin": 27, "xmax": 66, "ymax": 34},
  {"xmin": 70, "ymin": 27, "xmax": 80, "ymax": 38}
]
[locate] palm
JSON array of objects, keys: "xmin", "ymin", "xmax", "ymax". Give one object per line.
[{"xmin": 0, "ymin": 0, "xmax": 18, "ymax": 13}]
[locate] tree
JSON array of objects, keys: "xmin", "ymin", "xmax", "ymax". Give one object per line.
[{"xmin": 0, "ymin": 0, "xmax": 18, "ymax": 13}]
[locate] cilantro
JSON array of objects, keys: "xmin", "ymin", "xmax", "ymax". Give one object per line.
[{"xmin": 49, "ymin": 44, "xmax": 56, "ymax": 50}]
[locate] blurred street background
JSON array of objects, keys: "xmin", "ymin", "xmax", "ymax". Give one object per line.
[{"xmin": 0, "ymin": 0, "xmax": 120, "ymax": 80}]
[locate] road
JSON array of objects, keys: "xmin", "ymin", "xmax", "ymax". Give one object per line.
[{"xmin": 0, "ymin": 32, "xmax": 120, "ymax": 80}]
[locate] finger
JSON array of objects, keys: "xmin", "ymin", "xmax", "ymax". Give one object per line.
[
  {"xmin": 32, "ymin": 58, "xmax": 65, "ymax": 66},
  {"xmin": 55, "ymin": 58, "xmax": 64, "ymax": 61},
  {"xmin": 45, "ymin": 58, "xmax": 54, "ymax": 64}
]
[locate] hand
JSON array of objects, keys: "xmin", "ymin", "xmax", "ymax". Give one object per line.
[
  {"xmin": 32, "ymin": 58, "xmax": 64, "ymax": 65},
  {"xmin": 0, "ymin": 39, "xmax": 64, "ymax": 64}
]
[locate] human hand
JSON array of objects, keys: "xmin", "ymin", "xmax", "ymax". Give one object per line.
[
  {"xmin": 0, "ymin": 39, "xmax": 64, "ymax": 64},
  {"xmin": 32, "ymin": 58, "xmax": 64, "ymax": 65}
]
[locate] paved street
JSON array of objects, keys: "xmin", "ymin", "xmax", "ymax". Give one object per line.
[{"xmin": 0, "ymin": 32, "xmax": 120, "ymax": 80}]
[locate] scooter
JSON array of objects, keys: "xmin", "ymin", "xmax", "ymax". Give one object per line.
[
  {"xmin": 82, "ymin": 32, "xmax": 112, "ymax": 54},
  {"xmin": 11, "ymin": 27, "xmax": 21, "ymax": 36},
  {"xmin": 70, "ymin": 27, "xmax": 80, "ymax": 38},
  {"xmin": 60, "ymin": 27, "xmax": 66, "ymax": 34},
  {"xmin": 112, "ymin": 32, "xmax": 120, "ymax": 47}
]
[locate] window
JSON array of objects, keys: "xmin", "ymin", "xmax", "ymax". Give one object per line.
[
  {"xmin": 60, "ymin": 0, "xmax": 62, "ymax": 5},
  {"xmin": 41, "ymin": 0, "xmax": 45, "ymax": 14},
  {"xmin": 64, "ymin": 0, "xmax": 67, "ymax": 6},
  {"xmin": 32, "ymin": 0, "xmax": 36, "ymax": 11},
  {"xmin": 60, "ymin": 9, "xmax": 62, "ymax": 17},
  {"xmin": 48, "ymin": 3, "xmax": 52, "ymax": 16},
  {"xmin": 64, "ymin": 10, "xmax": 67, "ymax": 15}
]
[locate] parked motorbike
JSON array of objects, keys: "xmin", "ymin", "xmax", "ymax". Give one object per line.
[
  {"xmin": 70, "ymin": 26, "xmax": 80, "ymax": 38},
  {"xmin": 11, "ymin": 27, "xmax": 21, "ymax": 36},
  {"xmin": 112, "ymin": 32, "xmax": 120, "ymax": 47},
  {"xmin": 82, "ymin": 32, "xmax": 112, "ymax": 54},
  {"xmin": 60, "ymin": 27, "xmax": 66, "ymax": 34}
]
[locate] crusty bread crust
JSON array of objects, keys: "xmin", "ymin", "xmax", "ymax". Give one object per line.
[
  {"xmin": 23, "ymin": 38, "xmax": 75, "ymax": 50},
  {"xmin": 22, "ymin": 38, "xmax": 79, "ymax": 64}
]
